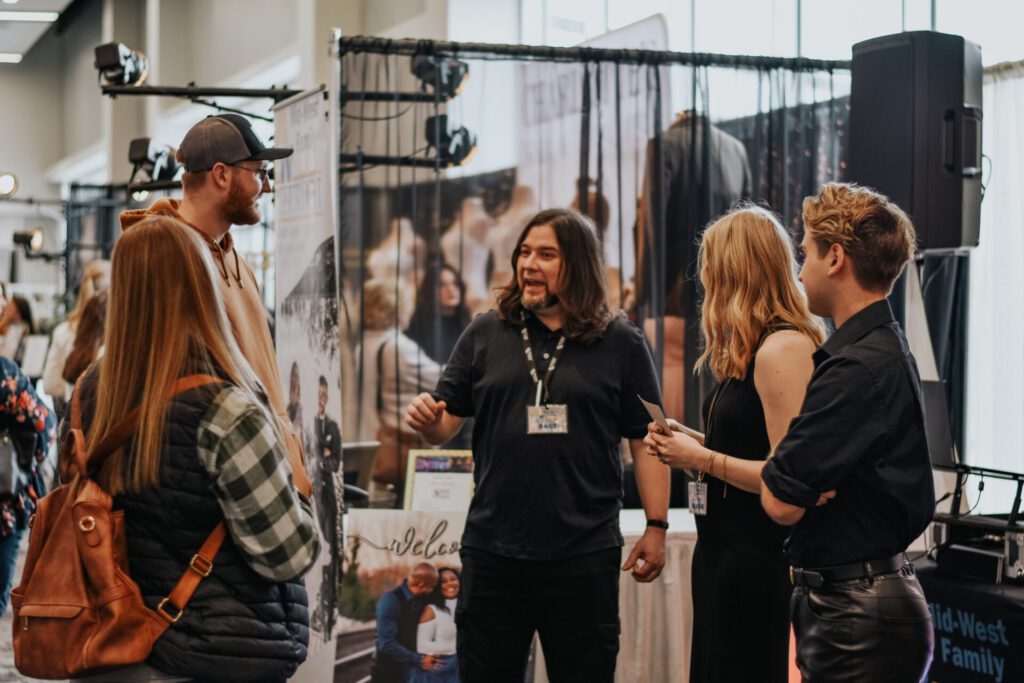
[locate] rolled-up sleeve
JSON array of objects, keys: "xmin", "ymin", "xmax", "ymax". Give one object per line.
[{"xmin": 761, "ymin": 357, "xmax": 880, "ymax": 508}]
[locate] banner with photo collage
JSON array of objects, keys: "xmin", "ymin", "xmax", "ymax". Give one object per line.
[{"xmin": 273, "ymin": 85, "xmax": 344, "ymax": 667}]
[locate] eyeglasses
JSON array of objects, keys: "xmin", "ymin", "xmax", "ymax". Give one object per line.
[{"xmin": 226, "ymin": 163, "xmax": 270, "ymax": 184}]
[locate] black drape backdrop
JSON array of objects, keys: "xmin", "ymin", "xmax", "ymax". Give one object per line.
[{"xmin": 338, "ymin": 39, "xmax": 970, "ymax": 509}]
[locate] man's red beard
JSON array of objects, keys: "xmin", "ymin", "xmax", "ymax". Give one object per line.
[{"xmin": 221, "ymin": 178, "xmax": 261, "ymax": 226}]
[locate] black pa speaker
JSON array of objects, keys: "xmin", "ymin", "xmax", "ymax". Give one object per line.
[{"xmin": 849, "ymin": 31, "xmax": 982, "ymax": 251}]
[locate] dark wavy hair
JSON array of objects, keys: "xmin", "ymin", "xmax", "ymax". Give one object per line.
[
  {"xmin": 496, "ymin": 208, "xmax": 617, "ymax": 345},
  {"xmin": 410, "ymin": 262, "xmax": 470, "ymax": 331}
]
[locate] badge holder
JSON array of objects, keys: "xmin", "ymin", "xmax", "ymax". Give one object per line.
[
  {"xmin": 688, "ymin": 476, "xmax": 708, "ymax": 516},
  {"xmin": 527, "ymin": 380, "xmax": 568, "ymax": 435}
]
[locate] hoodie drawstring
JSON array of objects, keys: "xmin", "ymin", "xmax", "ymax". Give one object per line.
[{"xmin": 211, "ymin": 240, "xmax": 244, "ymax": 289}]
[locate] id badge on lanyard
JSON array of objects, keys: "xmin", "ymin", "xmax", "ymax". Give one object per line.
[
  {"xmin": 688, "ymin": 480, "xmax": 708, "ymax": 516},
  {"xmin": 522, "ymin": 328, "xmax": 569, "ymax": 435}
]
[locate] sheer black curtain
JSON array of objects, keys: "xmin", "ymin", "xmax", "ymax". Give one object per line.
[{"xmin": 337, "ymin": 40, "xmax": 850, "ymax": 508}]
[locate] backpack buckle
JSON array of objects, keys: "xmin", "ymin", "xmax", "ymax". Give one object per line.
[
  {"xmin": 156, "ymin": 597, "xmax": 183, "ymax": 623},
  {"xmin": 189, "ymin": 553, "xmax": 213, "ymax": 577}
]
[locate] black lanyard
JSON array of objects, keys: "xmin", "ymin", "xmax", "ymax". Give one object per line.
[{"xmin": 520, "ymin": 326, "xmax": 566, "ymax": 405}]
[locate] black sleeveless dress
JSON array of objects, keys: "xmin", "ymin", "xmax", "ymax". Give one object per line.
[{"xmin": 689, "ymin": 336, "xmax": 793, "ymax": 683}]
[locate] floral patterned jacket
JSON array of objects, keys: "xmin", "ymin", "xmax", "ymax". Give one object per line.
[{"xmin": 0, "ymin": 356, "xmax": 56, "ymax": 536}]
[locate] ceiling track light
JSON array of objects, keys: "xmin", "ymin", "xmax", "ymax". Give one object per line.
[
  {"xmin": 12, "ymin": 228, "xmax": 44, "ymax": 255},
  {"xmin": 0, "ymin": 171, "xmax": 17, "ymax": 198},
  {"xmin": 94, "ymin": 42, "xmax": 148, "ymax": 86},
  {"xmin": 127, "ymin": 138, "xmax": 179, "ymax": 186},
  {"xmin": 411, "ymin": 55, "xmax": 470, "ymax": 100},
  {"xmin": 425, "ymin": 115, "xmax": 477, "ymax": 167}
]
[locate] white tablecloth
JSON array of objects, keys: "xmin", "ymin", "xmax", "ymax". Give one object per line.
[{"xmin": 534, "ymin": 509, "xmax": 697, "ymax": 683}]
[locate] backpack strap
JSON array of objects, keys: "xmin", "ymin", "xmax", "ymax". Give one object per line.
[
  {"xmin": 154, "ymin": 521, "xmax": 227, "ymax": 625},
  {"xmin": 79, "ymin": 372, "xmax": 228, "ymax": 626}
]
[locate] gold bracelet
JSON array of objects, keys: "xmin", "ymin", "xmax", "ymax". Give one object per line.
[
  {"xmin": 722, "ymin": 453, "xmax": 728, "ymax": 498},
  {"xmin": 703, "ymin": 449, "xmax": 716, "ymax": 476}
]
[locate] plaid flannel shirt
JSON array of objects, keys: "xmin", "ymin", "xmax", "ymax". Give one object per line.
[{"xmin": 197, "ymin": 385, "xmax": 320, "ymax": 582}]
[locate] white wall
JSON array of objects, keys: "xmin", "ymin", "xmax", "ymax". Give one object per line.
[
  {"xmin": 445, "ymin": 0, "xmax": 520, "ymax": 177},
  {"xmin": 0, "ymin": 31, "xmax": 62, "ymax": 200},
  {"xmin": 60, "ymin": 0, "xmax": 105, "ymax": 162}
]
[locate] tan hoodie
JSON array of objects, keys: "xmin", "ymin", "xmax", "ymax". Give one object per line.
[{"xmin": 120, "ymin": 199, "xmax": 312, "ymax": 495}]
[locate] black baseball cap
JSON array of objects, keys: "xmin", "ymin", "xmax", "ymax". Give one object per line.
[{"xmin": 177, "ymin": 114, "xmax": 292, "ymax": 172}]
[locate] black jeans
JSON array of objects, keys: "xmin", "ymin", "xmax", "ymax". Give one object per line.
[
  {"xmin": 792, "ymin": 565, "xmax": 934, "ymax": 682},
  {"xmin": 456, "ymin": 546, "xmax": 621, "ymax": 683}
]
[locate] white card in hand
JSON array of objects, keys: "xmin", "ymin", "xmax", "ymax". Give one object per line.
[{"xmin": 638, "ymin": 395, "xmax": 672, "ymax": 434}]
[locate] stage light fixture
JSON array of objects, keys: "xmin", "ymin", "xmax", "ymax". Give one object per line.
[
  {"xmin": 12, "ymin": 228, "xmax": 44, "ymax": 255},
  {"xmin": 94, "ymin": 42, "xmax": 148, "ymax": 86},
  {"xmin": 0, "ymin": 171, "xmax": 17, "ymax": 198},
  {"xmin": 411, "ymin": 55, "xmax": 469, "ymax": 100},
  {"xmin": 127, "ymin": 138, "xmax": 179, "ymax": 185},
  {"xmin": 424, "ymin": 115, "xmax": 477, "ymax": 167}
]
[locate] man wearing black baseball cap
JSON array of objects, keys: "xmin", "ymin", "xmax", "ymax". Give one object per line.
[{"xmin": 120, "ymin": 114, "xmax": 312, "ymax": 497}]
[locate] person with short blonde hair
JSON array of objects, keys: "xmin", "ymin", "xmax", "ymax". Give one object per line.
[
  {"xmin": 761, "ymin": 183, "xmax": 934, "ymax": 682},
  {"xmin": 802, "ymin": 182, "xmax": 916, "ymax": 293},
  {"xmin": 645, "ymin": 204, "xmax": 823, "ymax": 683}
]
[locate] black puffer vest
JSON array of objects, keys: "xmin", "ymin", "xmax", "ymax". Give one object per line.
[{"xmin": 78, "ymin": 369, "xmax": 309, "ymax": 682}]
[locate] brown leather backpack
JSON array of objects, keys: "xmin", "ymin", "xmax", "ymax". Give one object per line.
[{"xmin": 10, "ymin": 374, "xmax": 226, "ymax": 679}]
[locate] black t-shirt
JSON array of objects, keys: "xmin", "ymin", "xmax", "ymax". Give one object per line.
[
  {"xmin": 761, "ymin": 300, "xmax": 935, "ymax": 567},
  {"xmin": 433, "ymin": 310, "xmax": 661, "ymax": 560}
]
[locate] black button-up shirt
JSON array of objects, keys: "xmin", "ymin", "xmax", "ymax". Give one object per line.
[
  {"xmin": 432, "ymin": 310, "xmax": 661, "ymax": 560},
  {"xmin": 761, "ymin": 300, "xmax": 935, "ymax": 567}
]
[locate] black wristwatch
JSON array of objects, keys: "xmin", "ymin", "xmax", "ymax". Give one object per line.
[{"xmin": 646, "ymin": 518, "xmax": 669, "ymax": 530}]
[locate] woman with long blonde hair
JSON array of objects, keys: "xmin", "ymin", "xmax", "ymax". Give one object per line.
[
  {"xmin": 645, "ymin": 205, "xmax": 825, "ymax": 683},
  {"xmin": 43, "ymin": 259, "xmax": 111, "ymax": 411},
  {"xmin": 75, "ymin": 215, "xmax": 319, "ymax": 682}
]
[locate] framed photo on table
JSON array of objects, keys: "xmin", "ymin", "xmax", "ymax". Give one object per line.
[{"xmin": 402, "ymin": 449, "xmax": 474, "ymax": 511}]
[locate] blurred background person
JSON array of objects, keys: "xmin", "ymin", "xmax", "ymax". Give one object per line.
[
  {"xmin": 406, "ymin": 263, "xmax": 472, "ymax": 366},
  {"xmin": 405, "ymin": 264, "xmax": 474, "ymax": 451},
  {"xmin": 60, "ymin": 289, "xmax": 108, "ymax": 390},
  {"xmin": 42, "ymin": 259, "xmax": 111, "ymax": 416},
  {"xmin": 0, "ymin": 294, "xmax": 36, "ymax": 366},
  {"xmin": 0, "ymin": 356, "xmax": 54, "ymax": 617},
  {"xmin": 355, "ymin": 279, "xmax": 440, "ymax": 498}
]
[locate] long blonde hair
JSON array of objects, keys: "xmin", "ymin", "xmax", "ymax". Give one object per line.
[
  {"xmin": 90, "ymin": 216, "xmax": 270, "ymax": 494},
  {"xmin": 696, "ymin": 205, "xmax": 824, "ymax": 381},
  {"xmin": 67, "ymin": 259, "xmax": 111, "ymax": 330}
]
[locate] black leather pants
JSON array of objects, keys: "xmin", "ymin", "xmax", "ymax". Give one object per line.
[{"xmin": 792, "ymin": 565, "xmax": 934, "ymax": 682}]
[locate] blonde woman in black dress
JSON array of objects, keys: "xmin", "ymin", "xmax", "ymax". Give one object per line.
[{"xmin": 645, "ymin": 205, "xmax": 826, "ymax": 683}]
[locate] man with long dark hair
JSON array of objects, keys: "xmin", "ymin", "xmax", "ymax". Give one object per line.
[{"xmin": 406, "ymin": 208, "xmax": 670, "ymax": 683}]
